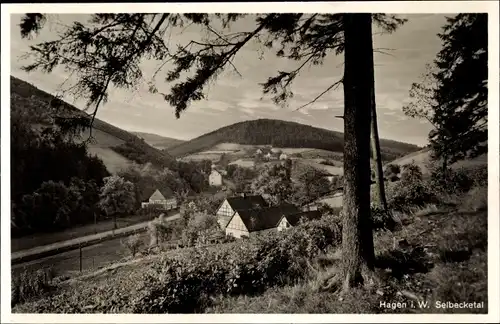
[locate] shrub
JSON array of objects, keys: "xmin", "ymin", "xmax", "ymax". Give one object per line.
[
  {"xmin": 370, "ymin": 205, "xmax": 397, "ymax": 232},
  {"xmin": 430, "ymin": 167, "xmax": 475, "ymax": 196},
  {"xmin": 12, "ymin": 268, "xmax": 55, "ymax": 307},
  {"xmin": 131, "ymin": 215, "xmax": 342, "ymax": 313},
  {"xmin": 387, "ymin": 180, "xmax": 437, "ymax": 212},
  {"xmin": 121, "ymin": 233, "xmax": 144, "ymax": 257},
  {"xmin": 460, "ymin": 186, "xmax": 487, "ymax": 212},
  {"xmin": 400, "ymin": 163, "xmax": 423, "ymax": 184}
]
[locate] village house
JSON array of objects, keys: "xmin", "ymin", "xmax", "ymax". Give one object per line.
[
  {"xmin": 224, "ymin": 202, "xmax": 321, "ymax": 238},
  {"xmin": 141, "ymin": 188, "xmax": 177, "ymax": 210},
  {"xmin": 215, "ymin": 194, "xmax": 268, "ymax": 229},
  {"xmin": 255, "ymin": 148, "xmax": 263, "ymax": 155},
  {"xmin": 279, "ymin": 153, "xmax": 288, "ymax": 160},
  {"xmin": 209, "ymin": 165, "xmax": 223, "ymax": 187},
  {"xmin": 276, "ymin": 210, "xmax": 322, "ymax": 231},
  {"xmin": 264, "ymin": 152, "xmax": 272, "ymax": 160}
]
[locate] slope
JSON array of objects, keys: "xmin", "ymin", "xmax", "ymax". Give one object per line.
[
  {"xmin": 388, "ymin": 147, "xmax": 488, "ymax": 175},
  {"xmin": 132, "ymin": 132, "xmax": 185, "ymax": 150},
  {"xmin": 11, "ymin": 76, "xmax": 176, "ymax": 174},
  {"xmin": 166, "ymin": 119, "xmax": 421, "ymax": 161}
]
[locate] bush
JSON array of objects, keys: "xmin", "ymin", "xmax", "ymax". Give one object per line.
[
  {"xmin": 370, "ymin": 205, "xmax": 397, "ymax": 232},
  {"xmin": 387, "ymin": 179, "xmax": 437, "ymax": 213},
  {"xmin": 460, "ymin": 186, "xmax": 487, "ymax": 212},
  {"xmin": 121, "ymin": 233, "xmax": 144, "ymax": 257},
  {"xmin": 12, "ymin": 268, "xmax": 55, "ymax": 307},
  {"xmin": 131, "ymin": 215, "xmax": 342, "ymax": 313},
  {"xmin": 430, "ymin": 167, "xmax": 475, "ymax": 196},
  {"xmin": 400, "ymin": 163, "xmax": 423, "ymax": 184}
]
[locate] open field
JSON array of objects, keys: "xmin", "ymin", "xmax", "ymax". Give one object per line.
[
  {"xmin": 11, "ymin": 210, "xmax": 178, "ymax": 253},
  {"xmin": 12, "ymin": 232, "xmax": 150, "ymax": 278},
  {"xmin": 229, "ymin": 159, "xmax": 256, "ymax": 168}
]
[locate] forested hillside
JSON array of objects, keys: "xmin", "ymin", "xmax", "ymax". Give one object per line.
[{"xmin": 166, "ymin": 119, "xmax": 421, "ymax": 160}]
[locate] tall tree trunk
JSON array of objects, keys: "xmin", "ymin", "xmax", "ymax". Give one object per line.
[
  {"xmin": 341, "ymin": 13, "xmax": 376, "ymax": 291},
  {"xmin": 370, "ymin": 84, "xmax": 388, "ymax": 210}
]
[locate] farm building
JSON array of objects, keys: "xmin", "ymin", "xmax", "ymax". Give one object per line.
[
  {"xmin": 209, "ymin": 165, "xmax": 223, "ymax": 187},
  {"xmin": 264, "ymin": 152, "xmax": 272, "ymax": 160},
  {"xmin": 215, "ymin": 194, "xmax": 268, "ymax": 229},
  {"xmin": 141, "ymin": 188, "xmax": 177, "ymax": 210},
  {"xmin": 276, "ymin": 210, "xmax": 322, "ymax": 231},
  {"xmin": 255, "ymin": 148, "xmax": 263, "ymax": 155},
  {"xmin": 279, "ymin": 153, "xmax": 288, "ymax": 160},
  {"xmin": 225, "ymin": 202, "xmax": 321, "ymax": 238}
]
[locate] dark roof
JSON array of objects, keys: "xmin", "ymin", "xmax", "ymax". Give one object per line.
[
  {"xmin": 237, "ymin": 203, "xmax": 301, "ymax": 232},
  {"xmin": 282, "ymin": 210, "xmax": 322, "ymax": 226},
  {"xmin": 226, "ymin": 195, "xmax": 268, "ymax": 211}
]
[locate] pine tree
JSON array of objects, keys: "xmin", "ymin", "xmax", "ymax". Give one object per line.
[{"xmin": 403, "ymin": 14, "xmax": 487, "ymax": 171}]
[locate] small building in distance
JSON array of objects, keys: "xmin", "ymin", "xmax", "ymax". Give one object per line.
[
  {"xmin": 279, "ymin": 153, "xmax": 288, "ymax": 160},
  {"xmin": 141, "ymin": 188, "xmax": 177, "ymax": 210},
  {"xmin": 209, "ymin": 165, "xmax": 223, "ymax": 187}
]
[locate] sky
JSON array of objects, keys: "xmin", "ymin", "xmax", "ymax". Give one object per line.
[{"xmin": 9, "ymin": 13, "xmax": 447, "ymax": 146}]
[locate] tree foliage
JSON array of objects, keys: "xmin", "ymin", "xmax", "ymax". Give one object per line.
[
  {"xmin": 250, "ymin": 162, "xmax": 294, "ymax": 206},
  {"xmin": 11, "ymin": 83, "xmax": 109, "ymax": 236},
  {"xmin": 98, "ymin": 175, "xmax": 136, "ymax": 216},
  {"xmin": 403, "ymin": 14, "xmax": 487, "ymax": 165}
]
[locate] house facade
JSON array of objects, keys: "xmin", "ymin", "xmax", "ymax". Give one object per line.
[
  {"xmin": 215, "ymin": 194, "xmax": 268, "ymax": 230},
  {"xmin": 224, "ymin": 202, "xmax": 319, "ymax": 238},
  {"xmin": 279, "ymin": 153, "xmax": 288, "ymax": 160},
  {"xmin": 141, "ymin": 189, "xmax": 177, "ymax": 210},
  {"xmin": 209, "ymin": 169, "xmax": 223, "ymax": 186}
]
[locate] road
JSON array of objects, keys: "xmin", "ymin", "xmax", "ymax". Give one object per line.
[
  {"xmin": 12, "ymin": 213, "xmax": 180, "ymax": 265},
  {"xmin": 11, "ymin": 211, "xmax": 181, "ymax": 252}
]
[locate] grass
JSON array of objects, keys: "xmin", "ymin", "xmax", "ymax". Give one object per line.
[{"xmin": 11, "ymin": 212, "xmax": 163, "ymax": 252}]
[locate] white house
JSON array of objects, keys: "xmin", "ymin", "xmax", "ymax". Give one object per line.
[
  {"xmin": 141, "ymin": 188, "xmax": 177, "ymax": 210},
  {"xmin": 225, "ymin": 203, "xmax": 304, "ymax": 238},
  {"xmin": 279, "ymin": 153, "xmax": 288, "ymax": 160},
  {"xmin": 255, "ymin": 148, "xmax": 263, "ymax": 155},
  {"xmin": 209, "ymin": 169, "xmax": 223, "ymax": 186},
  {"xmin": 264, "ymin": 152, "xmax": 272, "ymax": 160}
]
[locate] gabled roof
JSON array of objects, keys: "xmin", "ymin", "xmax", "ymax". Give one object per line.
[
  {"xmin": 281, "ymin": 210, "xmax": 322, "ymax": 226},
  {"xmin": 226, "ymin": 195, "xmax": 268, "ymax": 211},
  {"xmin": 236, "ymin": 203, "xmax": 301, "ymax": 232},
  {"xmin": 143, "ymin": 187, "xmax": 175, "ymax": 202}
]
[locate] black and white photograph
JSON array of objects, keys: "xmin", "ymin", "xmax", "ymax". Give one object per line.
[{"xmin": 1, "ymin": 1, "xmax": 498, "ymax": 322}]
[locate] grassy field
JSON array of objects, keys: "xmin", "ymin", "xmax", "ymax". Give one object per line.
[
  {"xmin": 10, "ymin": 210, "xmax": 178, "ymax": 253},
  {"xmin": 12, "ymin": 231, "xmax": 151, "ymax": 278}
]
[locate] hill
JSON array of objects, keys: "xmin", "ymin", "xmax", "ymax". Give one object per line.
[
  {"xmin": 132, "ymin": 132, "xmax": 184, "ymax": 150},
  {"xmin": 166, "ymin": 119, "xmax": 421, "ymax": 161},
  {"xmin": 11, "ymin": 76, "xmax": 176, "ymax": 174}
]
